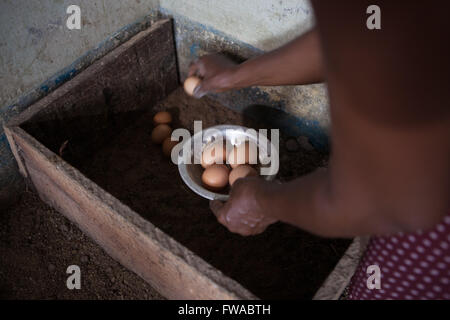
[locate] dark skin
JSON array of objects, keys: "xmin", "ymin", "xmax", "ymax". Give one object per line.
[{"xmin": 189, "ymin": 1, "xmax": 450, "ymax": 238}]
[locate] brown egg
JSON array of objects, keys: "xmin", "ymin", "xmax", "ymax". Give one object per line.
[
  {"xmin": 229, "ymin": 165, "xmax": 258, "ymax": 186},
  {"xmin": 153, "ymin": 111, "xmax": 172, "ymax": 125},
  {"xmin": 227, "ymin": 141, "xmax": 258, "ymax": 168},
  {"xmin": 151, "ymin": 124, "xmax": 172, "ymax": 144},
  {"xmin": 184, "ymin": 76, "xmax": 201, "ymax": 96},
  {"xmin": 201, "ymin": 140, "xmax": 228, "ymax": 168},
  {"xmin": 202, "ymin": 164, "xmax": 230, "ymax": 191},
  {"xmin": 162, "ymin": 137, "xmax": 179, "ymax": 157}
]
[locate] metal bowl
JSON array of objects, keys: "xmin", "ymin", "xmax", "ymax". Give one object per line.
[{"xmin": 178, "ymin": 125, "xmax": 278, "ymax": 201}]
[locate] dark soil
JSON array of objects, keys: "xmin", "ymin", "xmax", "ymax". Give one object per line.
[
  {"xmin": 0, "ymin": 190, "xmax": 164, "ymax": 300},
  {"xmin": 13, "ymin": 87, "xmax": 350, "ymax": 299}
]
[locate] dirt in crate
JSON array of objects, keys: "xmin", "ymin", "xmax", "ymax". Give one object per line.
[{"xmin": 53, "ymin": 88, "xmax": 348, "ymax": 299}]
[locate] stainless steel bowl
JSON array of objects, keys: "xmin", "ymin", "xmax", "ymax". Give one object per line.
[{"xmin": 178, "ymin": 125, "xmax": 278, "ymax": 201}]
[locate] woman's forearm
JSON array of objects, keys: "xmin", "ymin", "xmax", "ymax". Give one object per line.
[
  {"xmin": 229, "ymin": 29, "xmax": 325, "ymax": 88},
  {"xmin": 259, "ymin": 169, "xmax": 401, "ymax": 238}
]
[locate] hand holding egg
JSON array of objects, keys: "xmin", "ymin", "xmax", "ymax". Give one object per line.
[
  {"xmin": 210, "ymin": 176, "xmax": 277, "ymax": 236},
  {"xmin": 184, "ymin": 76, "xmax": 202, "ymax": 96}
]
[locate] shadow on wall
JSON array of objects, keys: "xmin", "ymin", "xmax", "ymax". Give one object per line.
[{"xmin": 241, "ymin": 104, "xmax": 329, "ymax": 152}]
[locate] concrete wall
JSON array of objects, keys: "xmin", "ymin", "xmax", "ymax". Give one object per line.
[
  {"xmin": 160, "ymin": 0, "xmax": 315, "ymax": 52},
  {"xmin": 0, "ymin": 0, "xmax": 330, "ymax": 207},
  {"xmin": 0, "ymin": 0, "xmax": 159, "ymax": 109}
]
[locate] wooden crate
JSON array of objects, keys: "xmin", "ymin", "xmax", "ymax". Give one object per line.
[{"xmin": 4, "ymin": 19, "xmax": 363, "ymax": 300}]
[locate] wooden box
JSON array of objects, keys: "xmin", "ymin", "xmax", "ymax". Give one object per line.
[{"xmin": 4, "ymin": 19, "xmax": 364, "ymax": 300}]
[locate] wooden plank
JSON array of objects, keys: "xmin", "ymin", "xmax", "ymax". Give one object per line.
[
  {"xmin": 313, "ymin": 237, "xmax": 367, "ymax": 300},
  {"xmin": 9, "ymin": 126, "xmax": 256, "ymax": 300}
]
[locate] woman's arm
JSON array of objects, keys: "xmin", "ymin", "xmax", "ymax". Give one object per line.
[
  {"xmin": 210, "ymin": 1, "xmax": 450, "ymax": 238},
  {"xmin": 211, "ymin": 111, "xmax": 449, "ymax": 239},
  {"xmin": 189, "ymin": 29, "xmax": 324, "ymax": 98}
]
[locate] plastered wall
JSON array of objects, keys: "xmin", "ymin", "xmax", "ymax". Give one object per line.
[
  {"xmin": 0, "ymin": 0, "xmax": 159, "ymax": 108},
  {"xmin": 160, "ymin": 0, "xmax": 315, "ymax": 51}
]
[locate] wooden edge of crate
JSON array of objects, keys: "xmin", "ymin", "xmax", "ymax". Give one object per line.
[
  {"xmin": 3, "ymin": 125, "xmax": 28, "ymax": 177},
  {"xmin": 7, "ymin": 125, "xmax": 257, "ymax": 300},
  {"xmin": 5, "ymin": 18, "xmax": 173, "ymax": 129},
  {"xmin": 313, "ymin": 236, "xmax": 369, "ymax": 300}
]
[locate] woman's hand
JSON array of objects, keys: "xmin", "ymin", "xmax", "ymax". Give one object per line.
[
  {"xmin": 209, "ymin": 177, "xmax": 278, "ymax": 236},
  {"xmin": 187, "ymin": 30, "xmax": 324, "ymax": 98},
  {"xmin": 188, "ymin": 54, "xmax": 238, "ymax": 98}
]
